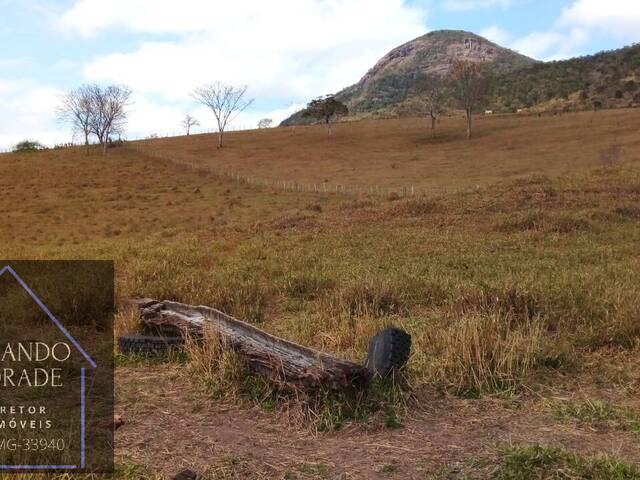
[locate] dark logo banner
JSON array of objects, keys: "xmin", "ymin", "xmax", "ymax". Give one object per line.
[{"xmin": 0, "ymin": 260, "xmax": 114, "ymax": 473}]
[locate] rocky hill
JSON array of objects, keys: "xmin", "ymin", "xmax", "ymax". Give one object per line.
[
  {"xmin": 281, "ymin": 30, "xmax": 535, "ymax": 125},
  {"xmin": 282, "ymin": 30, "xmax": 640, "ymax": 125}
]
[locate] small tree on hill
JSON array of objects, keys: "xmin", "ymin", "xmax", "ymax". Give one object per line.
[
  {"xmin": 182, "ymin": 114, "xmax": 200, "ymax": 135},
  {"xmin": 57, "ymin": 85, "xmax": 93, "ymax": 146},
  {"xmin": 86, "ymin": 84, "xmax": 132, "ymax": 153},
  {"xmin": 191, "ymin": 82, "xmax": 253, "ymax": 148},
  {"xmin": 302, "ymin": 95, "xmax": 348, "ymax": 135},
  {"xmin": 450, "ymin": 61, "xmax": 490, "ymax": 139},
  {"xmin": 258, "ymin": 118, "xmax": 273, "ymax": 128},
  {"xmin": 418, "ymin": 76, "xmax": 444, "ymax": 135}
]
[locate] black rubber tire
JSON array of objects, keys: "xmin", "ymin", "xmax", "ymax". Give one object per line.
[
  {"xmin": 364, "ymin": 327, "xmax": 411, "ymax": 377},
  {"xmin": 118, "ymin": 334, "xmax": 184, "ymax": 355}
]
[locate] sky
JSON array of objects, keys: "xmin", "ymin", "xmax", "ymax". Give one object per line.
[{"xmin": 1, "ymin": 0, "xmax": 639, "ymax": 149}]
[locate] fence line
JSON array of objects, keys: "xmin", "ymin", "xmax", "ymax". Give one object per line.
[
  {"xmin": 126, "ymin": 142, "xmax": 423, "ymax": 198},
  {"xmin": 1, "ymin": 130, "xmax": 426, "ymax": 198}
]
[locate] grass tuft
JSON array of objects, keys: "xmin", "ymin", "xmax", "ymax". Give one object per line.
[
  {"xmin": 495, "ymin": 444, "xmax": 640, "ymax": 480},
  {"xmin": 553, "ymin": 399, "xmax": 640, "ymax": 433},
  {"xmin": 426, "ymin": 313, "xmax": 545, "ymax": 396}
]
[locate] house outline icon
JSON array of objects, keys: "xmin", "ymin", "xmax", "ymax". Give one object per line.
[{"xmin": 0, "ymin": 264, "xmax": 97, "ymax": 471}]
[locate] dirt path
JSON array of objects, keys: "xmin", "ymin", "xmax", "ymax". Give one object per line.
[{"xmin": 115, "ymin": 366, "xmax": 640, "ymax": 479}]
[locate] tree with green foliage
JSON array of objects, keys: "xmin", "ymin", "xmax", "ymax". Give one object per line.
[
  {"xmin": 302, "ymin": 95, "xmax": 348, "ymax": 134},
  {"xmin": 14, "ymin": 140, "xmax": 45, "ymax": 152}
]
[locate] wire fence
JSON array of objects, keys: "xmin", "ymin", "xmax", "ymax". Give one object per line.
[
  {"xmin": 2, "ymin": 126, "xmax": 426, "ymax": 198},
  {"xmin": 126, "ymin": 142, "xmax": 424, "ymax": 198}
]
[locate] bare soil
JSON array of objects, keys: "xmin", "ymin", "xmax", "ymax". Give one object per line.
[{"xmin": 115, "ymin": 366, "xmax": 640, "ymax": 479}]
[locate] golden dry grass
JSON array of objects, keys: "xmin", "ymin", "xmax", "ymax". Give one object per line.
[
  {"xmin": 1, "ymin": 111, "xmax": 639, "ymax": 403},
  {"xmin": 137, "ymin": 108, "xmax": 640, "ymax": 192}
]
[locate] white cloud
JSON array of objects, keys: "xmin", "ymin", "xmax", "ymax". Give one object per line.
[
  {"xmin": 443, "ymin": 0, "xmax": 512, "ymax": 11},
  {"xmin": 124, "ymin": 97, "xmax": 308, "ymax": 139},
  {"xmin": 0, "ymin": 81, "xmax": 67, "ymax": 150},
  {"xmin": 508, "ymin": 0, "xmax": 640, "ymax": 61},
  {"xmin": 55, "ymin": 0, "xmax": 428, "ymax": 139},
  {"xmin": 63, "ymin": 0, "xmax": 426, "ymax": 99},
  {"xmin": 480, "ymin": 26, "xmax": 511, "ymax": 45},
  {"xmin": 559, "ymin": 0, "xmax": 640, "ymax": 40},
  {"xmin": 235, "ymin": 103, "xmax": 308, "ymax": 131},
  {"xmin": 510, "ymin": 28, "xmax": 588, "ymax": 60}
]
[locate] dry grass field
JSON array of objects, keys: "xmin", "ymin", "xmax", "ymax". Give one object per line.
[
  {"xmin": 139, "ymin": 108, "xmax": 640, "ymax": 192},
  {"xmin": 1, "ymin": 110, "xmax": 640, "ymax": 479}
]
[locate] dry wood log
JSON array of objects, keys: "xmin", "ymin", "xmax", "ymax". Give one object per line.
[{"xmin": 130, "ymin": 299, "xmax": 372, "ymax": 390}]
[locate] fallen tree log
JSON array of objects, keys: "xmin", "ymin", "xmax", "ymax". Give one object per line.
[{"xmin": 129, "ymin": 299, "xmax": 372, "ymax": 390}]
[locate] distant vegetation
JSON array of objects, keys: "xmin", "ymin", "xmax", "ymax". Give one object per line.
[
  {"xmin": 282, "ymin": 32, "xmax": 640, "ymax": 126},
  {"xmin": 13, "ymin": 140, "xmax": 46, "ymax": 152},
  {"xmin": 301, "ymin": 95, "xmax": 349, "ymax": 135},
  {"xmin": 489, "ymin": 43, "xmax": 640, "ymax": 112}
]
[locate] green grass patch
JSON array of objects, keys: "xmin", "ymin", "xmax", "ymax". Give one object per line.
[
  {"xmin": 494, "ymin": 444, "xmax": 640, "ymax": 479},
  {"xmin": 553, "ymin": 399, "xmax": 640, "ymax": 433}
]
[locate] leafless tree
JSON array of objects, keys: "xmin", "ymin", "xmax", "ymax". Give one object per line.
[
  {"xmin": 191, "ymin": 82, "xmax": 253, "ymax": 148},
  {"xmin": 86, "ymin": 84, "xmax": 132, "ymax": 153},
  {"xmin": 418, "ymin": 76, "xmax": 444, "ymax": 135},
  {"xmin": 450, "ymin": 61, "xmax": 490, "ymax": 139},
  {"xmin": 182, "ymin": 114, "xmax": 200, "ymax": 135},
  {"xmin": 56, "ymin": 85, "xmax": 93, "ymax": 145},
  {"xmin": 258, "ymin": 118, "xmax": 273, "ymax": 128}
]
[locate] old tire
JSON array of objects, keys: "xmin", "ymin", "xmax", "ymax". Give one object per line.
[
  {"xmin": 364, "ymin": 328, "xmax": 411, "ymax": 377},
  {"xmin": 118, "ymin": 334, "xmax": 184, "ymax": 355}
]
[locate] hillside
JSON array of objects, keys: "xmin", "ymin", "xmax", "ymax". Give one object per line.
[
  {"xmin": 488, "ymin": 43, "xmax": 640, "ymax": 112},
  {"xmin": 2, "ymin": 112, "xmax": 640, "ymax": 477},
  {"xmin": 141, "ymin": 108, "xmax": 640, "ymax": 192},
  {"xmin": 282, "ymin": 31, "xmax": 640, "ymax": 124},
  {"xmin": 282, "ymin": 30, "xmax": 534, "ymax": 125}
]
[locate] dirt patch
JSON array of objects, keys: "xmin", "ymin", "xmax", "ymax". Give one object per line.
[{"xmin": 115, "ymin": 366, "xmax": 640, "ymax": 479}]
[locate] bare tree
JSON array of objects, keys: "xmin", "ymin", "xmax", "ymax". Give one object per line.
[
  {"xmin": 86, "ymin": 84, "xmax": 132, "ymax": 153},
  {"xmin": 258, "ymin": 118, "xmax": 273, "ymax": 128},
  {"xmin": 302, "ymin": 95, "xmax": 348, "ymax": 135},
  {"xmin": 56, "ymin": 85, "xmax": 93, "ymax": 146},
  {"xmin": 450, "ymin": 61, "xmax": 489, "ymax": 139},
  {"xmin": 191, "ymin": 82, "xmax": 253, "ymax": 148},
  {"xmin": 418, "ymin": 76, "xmax": 444, "ymax": 135},
  {"xmin": 182, "ymin": 114, "xmax": 200, "ymax": 135}
]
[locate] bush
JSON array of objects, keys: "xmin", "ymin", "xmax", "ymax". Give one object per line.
[{"xmin": 13, "ymin": 140, "xmax": 46, "ymax": 152}]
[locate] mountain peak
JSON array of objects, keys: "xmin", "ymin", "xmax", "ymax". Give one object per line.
[
  {"xmin": 281, "ymin": 30, "xmax": 535, "ymax": 125},
  {"xmin": 345, "ymin": 30, "xmax": 534, "ymax": 109}
]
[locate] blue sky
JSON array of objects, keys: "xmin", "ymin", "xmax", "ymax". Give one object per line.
[{"xmin": 1, "ymin": 0, "xmax": 639, "ymax": 149}]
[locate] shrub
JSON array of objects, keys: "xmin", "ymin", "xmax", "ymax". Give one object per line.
[
  {"xmin": 13, "ymin": 140, "xmax": 45, "ymax": 152},
  {"xmin": 613, "ymin": 205, "xmax": 640, "ymax": 220},
  {"xmin": 548, "ymin": 214, "xmax": 594, "ymax": 234},
  {"xmin": 393, "ymin": 198, "xmax": 442, "ymax": 216},
  {"xmin": 496, "ymin": 211, "xmax": 545, "ymax": 232}
]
